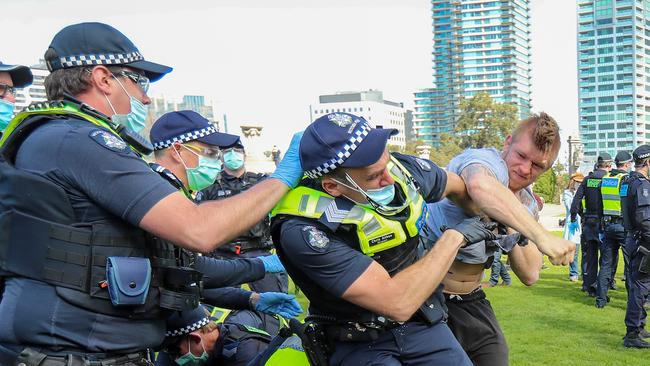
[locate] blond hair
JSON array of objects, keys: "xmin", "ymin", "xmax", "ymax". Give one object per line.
[{"xmin": 511, "ymin": 112, "xmax": 560, "ymax": 154}]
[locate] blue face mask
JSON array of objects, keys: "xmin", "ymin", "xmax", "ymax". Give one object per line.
[
  {"xmin": 334, "ymin": 175, "xmax": 396, "ymax": 207},
  {"xmin": 104, "ymin": 77, "xmax": 148, "ymax": 134},
  {"xmin": 0, "ymin": 99, "xmax": 15, "ymax": 132},
  {"xmin": 175, "ymin": 338, "xmax": 209, "ymax": 366},
  {"xmin": 365, "ymin": 184, "xmax": 396, "ymax": 206},
  {"xmin": 223, "ymin": 150, "xmax": 245, "ymax": 170}
]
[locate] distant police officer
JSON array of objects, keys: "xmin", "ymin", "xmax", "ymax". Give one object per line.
[
  {"xmin": 571, "ymin": 153, "xmax": 613, "ymax": 297},
  {"xmin": 271, "ymin": 112, "xmax": 504, "ymax": 365},
  {"xmin": 0, "ymin": 22, "xmax": 303, "ymax": 365},
  {"xmin": 198, "ymin": 137, "xmax": 288, "ymax": 295},
  {"xmin": 596, "ymin": 151, "xmax": 633, "ymax": 308},
  {"xmin": 149, "ymin": 110, "xmax": 301, "ymax": 325},
  {"xmin": 0, "ymin": 61, "xmax": 33, "ymax": 134},
  {"xmin": 621, "ymin": 145, "xmax": 650, "ymax": 348}
]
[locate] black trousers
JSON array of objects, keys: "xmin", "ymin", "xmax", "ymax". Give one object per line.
[{"xmin": 445, "ymin": 289, "xmax": 508, "ymax": 366}]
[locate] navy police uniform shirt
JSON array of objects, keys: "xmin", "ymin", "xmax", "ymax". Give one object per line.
[
  {"xmin": 274, "ymin": 153, "xmax": 447, "ymax": 318},
  {"xmin": 0, "ymin": 119, "xmax": 177, "ymax": 355}
]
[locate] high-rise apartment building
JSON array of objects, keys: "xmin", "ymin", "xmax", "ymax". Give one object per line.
[
  {"xmin": 577, "ymin": 0, "xmax": 650, "ymax": 161},
  {"xmin": 414, "ymin": 0, "xmax": 532, "ymax": 146}
]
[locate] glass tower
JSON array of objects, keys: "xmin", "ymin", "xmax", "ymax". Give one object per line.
[
  {"xmin": 577, "ymin": 0, "xmax": 650, "ymax": 161},
  {"xmin": 414, "ymin": 0, "xmax": 532, "ymax": 146}
]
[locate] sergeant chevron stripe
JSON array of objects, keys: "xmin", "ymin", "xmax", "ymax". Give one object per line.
[{"xmin": 324, "ymin": 201, "xmax": 349, "ymax": 223}]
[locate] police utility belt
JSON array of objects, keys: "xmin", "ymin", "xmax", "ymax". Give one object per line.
[
  {"xmin": 603, "ymin": 215, "xmax": 624, "ymax": 225},
  {"xmin": 216, "ymin": 238, "xmax": 273, "ymax": 255},
  {"xmin": 311, "ymin": 295, "xmax": 447, "ymax": 343}
]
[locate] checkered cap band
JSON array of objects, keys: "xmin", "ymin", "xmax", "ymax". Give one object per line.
[
  {"xmin": 165, "ymin": 316, "xmax": 210, "ymax": 337},
  {"xmin": 153, "ymin": 125, "xmax": 218, "ymax": 150},
  {"xmin": 305, "ymin": 123, "xmax": 372, "ymax": 178},
  {"xmin": 638, "ymin": 152, "xmax": 650, "ymax": 160},
  {"xmin": 58, "ymin": 51, "xmax": 144, "ymax": 68}
]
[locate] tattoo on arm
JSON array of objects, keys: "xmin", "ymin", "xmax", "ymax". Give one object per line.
[{"xmin": 459, "ymin": 163, "xmax": 497, "ymax": 182}]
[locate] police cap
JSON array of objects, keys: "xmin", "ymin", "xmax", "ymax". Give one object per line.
[
  {"xmin": 597, "ymin": 152, "xmax": 613, "ymax": 164},
  {"xmin": 165, "ymin": 305, "xmax": 210, "ymax": 337},
  {"xmin": 300, "ymin": 112, "xmax": 398, "ymax": 178},
  {"xmin": 615, "ymin": 151, "xmax": 633, "ymax": 165},
  {"xmin": 633, "ymin": 145, "xmax": 650, "ymax": 164},
  {"xmin": 0, "ymin": 61, "xmax": 33, "ymax": 88},
  {"xmin": 45, "ymin": 22, "xmax": 172, "ymax": 82},
  {"xmin": 150, "ymin": 110, "xmax": 240, "ymax": 150}
]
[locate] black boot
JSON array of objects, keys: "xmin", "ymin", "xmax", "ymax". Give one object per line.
[
  {"xmin": 624, "ymin": 331, "xmax": 650, "ymax": 348},
  {"xmin": 639, "ymin": 328, "xmax": 650, "ymax": 339}
]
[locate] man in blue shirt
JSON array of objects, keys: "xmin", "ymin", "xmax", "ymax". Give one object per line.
[
  {"xmin": 422, "ymin": 112, "xmax": 570, "ymax": 366},
  {"xmin": 0, "ymin": 22, "xmax": 303, "ymax": 366},
  {"xmin": 270, "ymin": 112, "xmax": 569, "ymax": 365}
]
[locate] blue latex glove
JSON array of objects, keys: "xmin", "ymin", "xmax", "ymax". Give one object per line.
[
  {"xmin": 270, "ymin": 131, "xmax": 304, "ymax": 188},
  {"xmin": 258, "ymin": 254, "xmax": 285, "ymax": 273},
  {"xmin": 254, "ymin": 292, "xmax": 303, "ymax": 318},
  {"xmin": 568, "ymin": 220, "xmax": 579, "ymax": 233}
]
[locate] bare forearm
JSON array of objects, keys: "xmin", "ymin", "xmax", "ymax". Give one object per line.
[
  {"xmin": 468, "ymin": 176, "xmax": 547, "ymax": 245},
  {"xmin": 192, "ymin": 179, "xmax": 289, "ymax": 251},
  {"xmin": 380, "ymin": 231, "xmax": 464, "ymax": 320},
  {"xmin": 140, "ymin": 179, "xmax": 289, "ymax": 253},
  {"xmin": 508, "ymin": 241, "xmax": 542, "ymax": 286}
]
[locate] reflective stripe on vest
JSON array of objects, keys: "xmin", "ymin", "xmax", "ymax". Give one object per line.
[
  {"xmin": 0, "ymin": 101, "xmax": 141, "ymax": 155},
  {"xmin": 601, "ymin": 173, "xmax": 626, "ymax": 216},
  {"xmin": 271, "ymin": 156, "xmax": 425, "ymax": 256}
]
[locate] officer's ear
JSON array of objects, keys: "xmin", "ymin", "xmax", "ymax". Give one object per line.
[
  {"xmin": 88, "ymin": 65, "xmax": 115, "ymax": 96},
  {"xmin": 322, "ymin": 174, "xmax": 346, "ymax": 197},
  {"xmin": 170, "ymin": 143, "xmax": 185, "ymax": 163}
]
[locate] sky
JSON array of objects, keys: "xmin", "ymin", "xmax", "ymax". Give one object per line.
[{"xmin": 3, "ymin": 0, "xmax": 578, "ymax": 164}]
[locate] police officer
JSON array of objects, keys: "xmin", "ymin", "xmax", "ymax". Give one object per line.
[
  {"xmin": 270, "ymin": 112, "xmax": 507, "ymax": 365},
  {"xmin": 149, "ymin": 110, "xmax": 301, "ymax": 328},
  {"xmin": 596, "ymin": 151, "xmax": 633, "ymax": 308},
  {"xmin": 0, "ymin": 22, "xmax": 303, "ymax": 365},
  {"xmin": 0, "ymin": 61, "xmax": 33, "ymax": 134},
  {"xmin": 197, "ymin": 136, "xmax": 288, "ymax": 295},
  {"xmin": 157, "ymin": 305, "xmax": 274, "ymax": 366},
  {"xmin": 571, "ymin": 153, "xmax": 613, "ymax": 297},
  {"xmin": 621, "ymin": 145, "xmax": 650, "ymax": 348}
]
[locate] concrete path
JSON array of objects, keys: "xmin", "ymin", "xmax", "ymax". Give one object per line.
[{"xmin": 539, "ymin": 203, "xmax": 566, "ymax": 232}]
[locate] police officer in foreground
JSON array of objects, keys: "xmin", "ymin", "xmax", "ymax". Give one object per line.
[
  {"xmin": 270, "ymin": 112, "xmax": 507, "ymax": 365},
  {"xmin": 596, "ymin": 151, "xmax": 633, "ymax": 308},
  {"xmin": 571, "ymin": 153, "xmax": 613, "ymax": 297},
  {"xmin": 149, "ymin": 110, "xmax": 301, "ymax": 325},
  {"xmin": 621, "ymin": 145, "xmax": 650, "ymax": 348},
  {"xmin": 0, "ymin": 61, "xmax": 33, "ymax": 134},
  {"xmin": 0, "ymin": 22, "xmax": 303, "ymax": 365}
]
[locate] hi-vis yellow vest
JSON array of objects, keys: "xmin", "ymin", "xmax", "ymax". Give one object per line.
[
  {"xmin": 271, "ymin": 157, "xmax": 427, "ymax": 256},
  {"xmin": 601, "ymin": 172, "xmax": 627, "ymax": 217}
]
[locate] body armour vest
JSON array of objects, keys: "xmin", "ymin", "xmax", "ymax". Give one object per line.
[
  {"xmin": 582, "ymin": 169, "xmax": 608, "ymax": 217},
  {"xmin": 0, "ymin": 100, "xmax": 200, "ymax": 319},
  {"xmin": 270, "ymin": 157, "xmax": 444, "ymax": 321},
  {"xmin": 198, "ymin": 172, "xmax": 272, "ymax": 254},
  {"xmin": 601, "ymin": 170, "xmax": 628, "ymax": 217}
]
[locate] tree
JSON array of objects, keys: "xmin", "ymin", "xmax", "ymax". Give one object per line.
[
  {"xmin": 428, "ymin": 133, "xmax": 463, "ymax": 167},
  {"xmin": 455, "ymin": 92, "xmax": 518, "ymax": 149},
  {"xmin": 533, "ymin": 163, "xmax": 566, "ymax": 204}
]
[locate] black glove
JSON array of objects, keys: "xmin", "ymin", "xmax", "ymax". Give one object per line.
[{"xmin": 441, "ymin": 217, "xmax": 499, "ymax": 246}]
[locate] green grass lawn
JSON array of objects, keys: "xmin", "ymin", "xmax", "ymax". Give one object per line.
[{"xmin": 288, "ymin": 231, "xmax": 649, "ymax": 365}]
